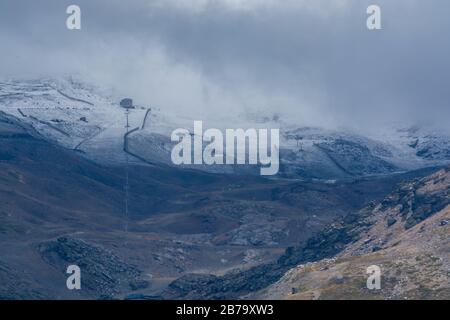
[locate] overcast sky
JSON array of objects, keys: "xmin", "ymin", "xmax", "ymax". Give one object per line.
[{"xmin": 1, "ymin": 0, "xmax": 449, "ymax": 131}]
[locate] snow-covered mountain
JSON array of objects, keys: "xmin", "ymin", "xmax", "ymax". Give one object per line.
[{"xmin": 1, "ymin": 78, "xmax": 449, "ymax": 179}]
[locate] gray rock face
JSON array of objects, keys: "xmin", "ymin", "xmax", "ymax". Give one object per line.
[
  {"xmin": 380, "ymin": 167, "xmax": 450, "ymax": 229},
  {"xmin": 315, "ymin": 139, "xmax": 398, "ymax": 176},
  {"xmin": 39, "ymin": 237, "xmax": 141, "ymax": 298}
]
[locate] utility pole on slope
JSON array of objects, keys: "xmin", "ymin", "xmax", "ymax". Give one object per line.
[{"xmin": 120, "ymin": 98, "xmax": 134, "ymax": 246}]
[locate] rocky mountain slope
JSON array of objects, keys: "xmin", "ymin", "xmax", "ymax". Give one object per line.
[
  {"xmin": 164, "ymin": 167, "xmax": 449, "ymax": 299},
  {"xmin": 1, "ymin": 77, "xmax": 448, "ymax": 299},
  {"xmin": 2, "ymin": 110, "xmax": 423, "ymax": 299},
  {"xmin": 255, "ymin": 168, "xmax": 450, "ymax": 300}
]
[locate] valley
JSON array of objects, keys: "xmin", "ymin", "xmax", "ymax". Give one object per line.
[{"xmin": 0, "ymin": 78, "xmax": 449, "ymax": 300}]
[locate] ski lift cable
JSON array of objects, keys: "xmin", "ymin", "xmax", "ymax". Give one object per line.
[{"xmin": 120, "ymin": 98, "xmax": 134, "ymax": 248}]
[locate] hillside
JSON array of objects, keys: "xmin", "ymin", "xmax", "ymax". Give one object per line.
[
  {"xmin": 254, "ymin": 168, "xmax": 450, "ymax": 300},
  {"xmin": 1, "ymin": 78, "xmax": 448, "ymax": 299},
  {"xmin": 164, "ymin": 167, "xmax": 449, "ymax": 300},
  {"xmin": 1, "ymin": 111, "xmax": 423, "ymax": 299}
]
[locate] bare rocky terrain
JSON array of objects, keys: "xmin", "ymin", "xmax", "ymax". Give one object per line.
[
  {"xmin": 161, "ymin": 169, "xmax": 449, "ymax": 300},
  {"xmin": 211, "ymin": 168, "xmax": 450, "ymax": 300},
  {"xmin": 1, "ymin": 110, "xmax": 442, "ymax": 299},
  {"xmin": 0, "ymin": 80, "xmax": 448, "ymax": 300}
]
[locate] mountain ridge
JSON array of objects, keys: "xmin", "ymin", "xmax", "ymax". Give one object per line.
[{"xmin": 2, "ymin": 78, "xmax": 450, "ymax": 180}]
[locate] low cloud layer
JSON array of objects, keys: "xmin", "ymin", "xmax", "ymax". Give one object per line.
[{"xmin": 1, "ymin": 0, "xmax": 449, "ymax": 131}]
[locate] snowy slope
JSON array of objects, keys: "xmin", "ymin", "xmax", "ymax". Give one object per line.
[
  {"xmin": 0, "ymin": 78, "xmax": 144, "ymax": 164},
  {"xmin": 1, "ymin": 78, "xmax": 449, "ymax": 179}
]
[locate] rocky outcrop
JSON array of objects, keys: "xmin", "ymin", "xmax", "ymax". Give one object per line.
[
  {"xmin": 381, "ymin": 167, "xmax": 450, "ymax": 229},
  {"xmin": 315, "ymin": 139, "xmax": 398, "ymax": 176},
  {"xmin": 39, "ymin": 237, "xmax": 141, "ymax": 298},
  {"xmin": 164, "ymin": 167, "xmax": 450, "ymax": 300},
  {"xmin": 255, "ymin": 167, "xmax": 450, "ymax": 300},
  {"xmin": 164, "ymin": 204, "xmax": 376, "ymax": 299}
]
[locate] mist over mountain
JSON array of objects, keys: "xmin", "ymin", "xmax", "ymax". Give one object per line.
[
  {"xmin": 0, "ymin": 1, "xmax": 449, "ymax": 301},
  {"xmin": 1, "ymin": 0, "xmax": 450, "ymax": 132},
  {"xmin": 1, "ymin": 78, "xmax": 449, "ymax": 180}
]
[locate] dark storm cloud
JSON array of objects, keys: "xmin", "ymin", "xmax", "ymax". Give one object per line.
[{"xmin": 0, "ymin": 0, "xmax": 449, "ymax": 130}]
